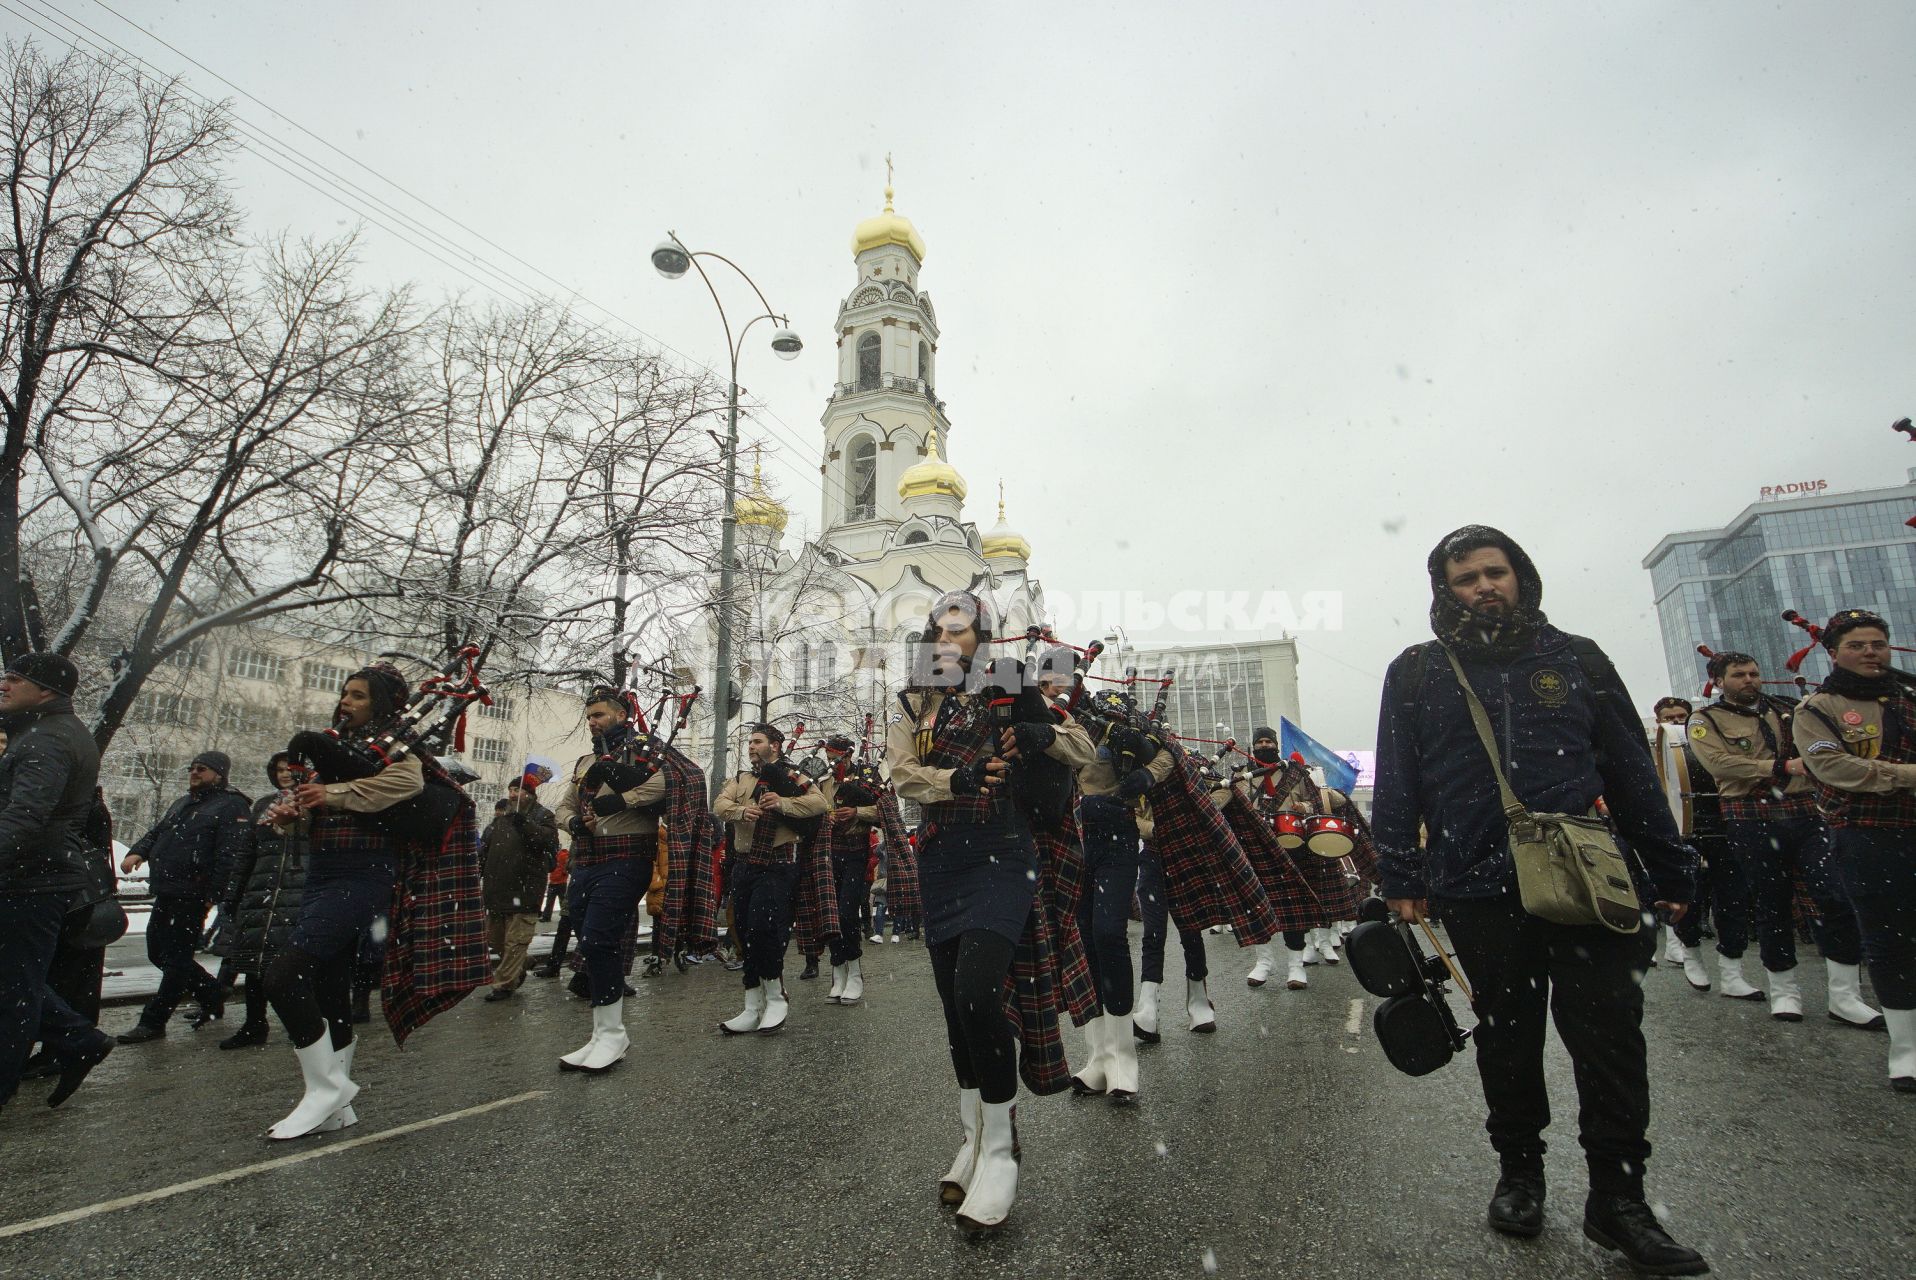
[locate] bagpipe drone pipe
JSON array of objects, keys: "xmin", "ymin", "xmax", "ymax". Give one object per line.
[
  {"xmin": 1344, "ymin": 896, "xmax": 1474, "ymax": 1077},
  {"xmin": 976, "ymin": 628, "xmax": 1097, "ymax": 827}
]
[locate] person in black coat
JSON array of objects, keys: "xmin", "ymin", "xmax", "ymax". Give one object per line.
[
  {"xmin": 0, "ymin": 653, "xmax": 116, "ymax": 1112},
  {"xmin": 117, "ymin": 749, "xmax": 252, "ymax": 1042},
  {"xmin": 213, "ymin": 753, "xmax": 309, "ymax": 1049}
]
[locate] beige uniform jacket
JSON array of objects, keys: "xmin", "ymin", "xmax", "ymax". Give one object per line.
[
  {"xmin": 1792, "ymin": 691, "xmax": 1916, "ymax": 795},
  {"xmin": 274, "ymin": 755, "xmax": 424, "ymax": 833},
  {"xmin": 885, "ymin": 691, "xmax": 1095, "ymax": 804},
  {"xmin": 1076, "ymin": 728, "xmax": 1176, "ymax": 798},
  {"xmin": 820, "ymin": 774, "xmax": 880, "ymax": 828},
  {"xmin": 1685, "ymin": 701, "xmax": 1814, "ymax": 801},
  {"xmin": 552, "ymin": 750, "xmax": 669, "ymax": 840},
  {"xmin": 713, "ymin": 768, "xmax": 830, "ymax": 852}
]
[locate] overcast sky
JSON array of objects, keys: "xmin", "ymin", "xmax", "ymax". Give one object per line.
[{"xmin": 8, "ymin": 0, "xmax": 1913, "ymax": 749}]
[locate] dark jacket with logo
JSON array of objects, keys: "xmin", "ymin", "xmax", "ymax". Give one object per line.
[
  {"xmin": 1372, "ymin": 626, "xmax": 1695, "ymax": 904},
  {"xmin": 0, "ymin": 696, "xmax": 98, "ymax": 895},
  {"xmin": 130, "ymin": 783, "xmax": 253, "ymax": 901}
]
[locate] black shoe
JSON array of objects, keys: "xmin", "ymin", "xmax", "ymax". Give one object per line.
[
  {"xmin": 1893, "ymin": 1075, "xmax": 1916, "ymax": 1094},
  {"xmin": 621, "ymin": 982, "xmax": 637, "ymax": 997},
  {"xmin": 483, "ymin": 986, "xmax": 514, "ymax": 1002},
  {"xmin": 1487, "ymin": 1170, "xmax": 1546, "ymax": 1238},
  {"xmin": 350, "ymin": 988, "xmax": 372, "ymax": 1024},
  {"xmin": 218, "ymin": 1022, "xmax": 269, "ymax": 1050},
  {"xmin": 539, "ymin": 913, "xmax": 552, "ymax": 922},
  {"xmin": 799, "ymin": 959, "xmax": 820, "ymax": 980},
  {"xmin": 20, "ymin": 1050, "xmax": 60, "ymax": 1080},
  {"xmin": 1582, "ymin": 1196, "xmax": 1710, "ymax": 1276},
  {"xmin": 567, "ymin": 971, "xmax": 591, "ymax": 999},
  {"xmin": 116, "ymin": 1022, "xmax": 165, "ymax": 1045},
  {"xmin": 536, "ymin": 962, "xmax": 560, "ymax": 978},
  {"xmin": 48, "ymin": 1040, "xmax": 113, "ymax": 1108},
  {"xmin": 185, "ymin": 994, "xmax": 224, "ymax": 1029}
]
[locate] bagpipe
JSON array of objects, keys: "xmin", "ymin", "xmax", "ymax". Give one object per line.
[
  {"xmin": 1068, "ymin": 652, "xmax": 1174, "ymax": 787},
  {"xmin": 751, "ymin": 721, "xmax": 825, "ymax": 840},
  {"xmin": 1345, "ymin": 896, "xmax": 1474, "ymax": 1077},
  {"xmin": 285, "ymin": 645, "xmax": 491, "ymax": 843},
  {"xmin": 975, "ymin": 626, "xmax": 1098, "ymax": 825},
  {"xmin": 583, "ymin": 664, "xmax": 702, "ymax": 798},
  {"xmin": 1181, "ymin": 732, "xmax": 1358, "ymax": 859},
  {"xmin": 1780, "ymin": 610, "xmax": 1916, "ymax": 695}
]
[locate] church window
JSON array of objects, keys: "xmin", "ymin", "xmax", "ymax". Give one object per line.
[
  {"xmin": 857, "ymin": 332, "xmax": 880, "ymax": 389},
  {"xmin": 815, "ymin": 642, "xmax": 837, "ymax": 690},
  {"xmin": 918, "ymin": 341, "xmax": 931, "ymax": 389},
  {"xmin": 902, "ymin": 530, "xmax": 930, "ymax": 545},
  {"xmin": 847, "ymin": 436, "xmax": 877, "ymax": 522}
]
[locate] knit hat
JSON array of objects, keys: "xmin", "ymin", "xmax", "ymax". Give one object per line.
[
  {"xmin": 191, "ymin": 750, "xmax": 231, "ymax": 779},
  {"xmin": 1822, "ymin": 608, "xmax": 1889, "ymax": 651},
  {"xmin": 1252, "ymin": 726, "xmax": 1278, "ymax": 743},
  {"xmin": 4, "ymin": 651, "xmax": 78, "ymax": 697}
]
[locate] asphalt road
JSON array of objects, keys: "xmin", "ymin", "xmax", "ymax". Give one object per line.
[{"xmin": 3, "ymin": 930, "xmax": 1910, "ymax": 1280}]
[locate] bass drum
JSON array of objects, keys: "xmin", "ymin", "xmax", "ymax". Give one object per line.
[{"xmin": 1304, "ymin": 813, "xmax": 1355, "ymax": 858}]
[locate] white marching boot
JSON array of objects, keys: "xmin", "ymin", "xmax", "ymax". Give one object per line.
[
  {"xmin": 1301, "ymin": 935, "xmax": 1323, "ymax": 965},
  {"xmin": 268, "ymin": 1029, "xmax": 360, "ymax": 1140},
  {"xmin": 939, "ymin": 1088, "xmax": 983, "ymax": 1205},
  {"xmin": 841, "ymin": 958, "xmax": 864, "ymax": 1005},
  {"xmin": 827, "ymin": 963, "xmax": 847, "ymax": 1003},
  {"xmin": 719, "ymin": 984, "xmax": 767, "ymax": 1035},
  {"xmin": 1885, "ymin": 1007, "xmax": 1916, "ymax": 1093},
  {"xmin": 1681, "ymin": 949, "xmax": 1713, "ymax": 992},
  {"xmin": 1317, "ymin": 928, "xmax": 1341, "ymax": 965},
  {"xmin": 759, "ymin": 978, "xmax": 790, "ymax": 1033},
  {"xmin": 315, "ymin": 1040, "xmax": 359, "ymax": 1132},
  {"xmin": 1717, "ymin": 955, "xmax": 1763, "ymax": 1000},
  {"xmin": 1187, "ymin": 978, "xmax": 1218, "ymax": 1033},
  {"xmin": 1285, "ymin": 946, "xmax": 1310, "ymax": 990},
  {"xmin": 1766, "ymin": 967, "xmax": 1803, "ymax": 1022},
  {"xmin": 955, "ymin": 1100, "xmax": 1021, "ymax": 1230},
  {"xmin": 1662, "ymin": 932, "xmax": 1688, "ymax": 967},
  {"xmin": 1070, "ymin": 1013, "xmax": 1110, "ymax": 1095},
  {"xmin": 1826, "ymin": 962, "xmax": 1886, "ymax": 1029},
  {"xmin": 1133, "ymin": 981, "xmax": 1162, "ymax": 1043},
  {"xmin": 1103, "ymin": 1012, "xmax": 1140, "ymax": 1101},
  {"xmin": 1246, "ymin": 943, "xmax": 1277, "ymax": 987},
  {"xmin": 563, "ymin": 1001, "xmax": 629, "ymax": 1073}
]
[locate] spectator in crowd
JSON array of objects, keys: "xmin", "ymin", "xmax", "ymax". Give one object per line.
[
  {"xmin": 542, "ymin": 845, "xmax": 568, "ymax": 922},
  {"xmin": 482, "ymin": 776, "xmax": 558, "ymax": 1001},
  {"xmin": 212, "ymin": 753, "xmax": 310, "ymax": 1048}
]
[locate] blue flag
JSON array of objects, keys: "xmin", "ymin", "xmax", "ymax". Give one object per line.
[{"xmin": 1279, "ymin": 717, "xmax": 1359, "ymax": 794}]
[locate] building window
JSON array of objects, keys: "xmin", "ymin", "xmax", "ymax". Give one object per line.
[
  {"xmin": 918, "ymin": 341, "xmax": 931, "ymax": 388},
  {"xmin": 847, "ymin": 436, "xmax": 877, "ymax": 522},
  {"xmin": 225, "ymin": 649, "xmax": 286, "ymax": 683},
  {"xmin": 793, "ymin": 639, "xmax": 811, "ymax": 693},
  {"xmin": 857, "ymin": 332, "xmax": 880, "ymax": 389},
  {"xmin": 478, "ymin": 694, "xmax": 516, "ymax": 720},
  {"xmin": 468, "ymin": 780, "xmax": 502, "ymax": 808},
  {"xmin": 165, "ymin": 642, "xmax": 207, "ymax": 671},
  {"xmin": 902, "ymin": 530, "xmax": 929, "ymax": 545},
  {"xmin": 815, "ymin": 642, "xmax": 836, "ymax": 690},
  {"xmin": 130, "ymin": 692, "xmax": 201, "ymax": 727},
  {"xmin": 471, "ymin": 736, "xmax": 509, "ymax": 765},
  {"xmin": 217, "ymin": 702, "xmax": 273, "ymax": 736},
  {"xmin": 303, "ymin": 662, "xmax": 351, "ymax": 692}
]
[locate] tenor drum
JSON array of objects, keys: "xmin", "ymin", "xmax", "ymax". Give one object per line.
[
  {"xmin": 1274, "ymin": 811, "xmax": 1307, "ymax": 850},
  {"xmin": 1304, "ymin": 814, "xmax": 1355, "ymax": 858}
]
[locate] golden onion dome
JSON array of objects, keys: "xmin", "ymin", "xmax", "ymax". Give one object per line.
[
  {"xmin": 981, "ymin": 482, "xmax": 1031, "ymax": 561},
  {"xmin": 734, "ymin": 453, "xmax": 788, "ymax": 534},
  {"xmin": 852, "ymin": 184, "xmax": 927, "ymax": 263},
  {"xmin": 897, "ymin": 426, "xmax": 966, "ymax": 503}
]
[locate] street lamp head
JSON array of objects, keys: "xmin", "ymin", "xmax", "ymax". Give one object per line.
[
  {"xmin": 770, "ymin": 327, "xmax": 803, "ymax": 360},
  {"xmin": 651, "ymin": 239, "xmax": 691, "ymax": 280}
]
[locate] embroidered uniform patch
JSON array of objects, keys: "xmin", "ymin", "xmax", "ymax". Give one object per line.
[
  {"xmin": 1805, "ymin": 740, "xmax": 1842, "ymax": 754},
  {"xmin": 1690, "ymin": 725, "xmax": 1708, "ymax": 740},
  {"xmin": 1843, "ymin": 711, "xmax": 1863, "ymax": 725},
  {"xmin": 1531, "ymin": 669, "xmax": 1569, "ymax": 706}
]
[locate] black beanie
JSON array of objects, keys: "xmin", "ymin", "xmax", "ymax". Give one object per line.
[
  {"xmin": 5, "ymin": 652, "xmax": 78, "ymax": 698},
  {"xmin": 1252, "ymin": 725, "xmax": 1278, "ymax": 743},
  {"xmin": 191, "ymin": 750, "xmax": 231, "ymax": 779}
]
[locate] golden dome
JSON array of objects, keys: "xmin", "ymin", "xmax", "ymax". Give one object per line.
[
  {"xmin": 735, "ymin": 452, "xmax": 788, "ymax": 534},
  {"xmin": 852, "ymin": 184, "xmax": 927, "ymax": 262},
  {"xmin": 897, "ymin": 426, "xmax": 966, "ymax": 502},
  {"xmin": 981, "ymin": 482, "xmax": 1031, "ymax": 561}
]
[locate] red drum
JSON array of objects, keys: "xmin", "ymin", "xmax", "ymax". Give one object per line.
[
  {"xmin": 1274, "ymin": 812, "xmax": 1307, "ymax": 849},
  {"xmin": 1304, "ymin": 814, "xmax": 1355, "ymax": 858}
]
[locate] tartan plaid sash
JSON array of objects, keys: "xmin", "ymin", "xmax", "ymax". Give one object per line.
[
  {"xmin": 878, "ymin": 790, "xmax": 922, "ymax": 920},
  {"xmin": 380, "ymin": 798, "xmax": 488, "ymax": 1045},
  {"xmin": 1220, "ymin": 786, "xmax": 1324, "ymax": 934},
  {"xmin": 907, "ymin": 692, "xmax": 996, "ymax": 830},
  {"xmin": 1004, "ymin": 885, "xmax": 1072, "ymax": 1096},
  {"xmin": 793, "ymin": 837, "xmax": 840, "ymax": 957},
  {"xmin": 1144, "ymin": 744, "xmax": 1280, "ymax": 942},
  {"xmin": 1036, "ymin": 815, "xmax": 1098, "ymax": 1027},
  {"xmin": 653, "ymin": 743, "xmax": 719, "ymax": 956}
]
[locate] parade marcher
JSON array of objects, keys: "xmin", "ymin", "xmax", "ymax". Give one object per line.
[
  {"xmin": 1688, "ymin": 651, "xmax": 1879, "ymax": 1025},
  {"xmin": 887, "ymin": 592, "xmax": 1098, "ymax": 1229},
  {"xmin": 1213, "ymin": 751, "xmax": 1327, "ymax": 994},
  {"xmin": 1244, "ymin": 735, "xmax": 1358, "ymax": 990},
  {"xmin": 261, "ymin": 663, "xmax": 487, "ymax": 1138},
  {"xmin": 1793, "ymin": 610, "xmax": 1916, "ymax": 1092},
  {"xmin": 480, "ymin": 774, "xmax": 559, "ymax": 1002},
  {"xmin": 713, "ymin": 724, "xmax": 828, "ymax": 1033},
  {"xmin": 1373, "ymin": 526, "xmax": 1707, "ymax": 1275},
  {"xmin": 1651, "ymin": 696, "xmax": 1725, "ymax": 991},
  {"xmin": 1132, "ymin": 811, "xmax": 1215, "ymax": 1041},
  {"xmin": 0, "ymin": 654, "xmax": 115, "ymax": 1111},
  {"xmin": 550, "ymin": 688, "xmax": 667, "ymax": 1071},
  {"xmin": 115, "ymin": 749, "xmax": 252, "ymax": 1042},
  {"xmin": 212, "ymin": 754, "xmax": 310, "ymax": 1049},
  {"xmin": 820, "ymin": 734, "xmax": 879, "ymax": 1004}
]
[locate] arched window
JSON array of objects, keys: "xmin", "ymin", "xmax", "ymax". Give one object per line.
[
  {"xmin": 792, "ymin": 639, "xmax": 809, "ymax": 693},
  {"xmin": 847, "ymin": 435, "xmax": 877, "ymax": 522},
  {"xmin": 902, "ymin": 529, "xmax": 930, "ymax": 545},
  {"xmin": 816, "ymin": 642, "xmax": 836, "ymax": 690},
  {"xmin": 857, "ymin": 332, "xmax": 880, "ymax": 389},
  {"xmin": 918, "ymin": 341, "xmax": 931, "ymax": 389}
]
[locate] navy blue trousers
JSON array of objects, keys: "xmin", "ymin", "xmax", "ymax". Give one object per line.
[
  {"xmin": 1078, "ymin": 804, "xmax": 1140, "ymax": 1015},
  {"xmin": 829, "ymin": 851, "xmax": 868, "ymax": 966},
  {"xmin": 1720, "ymin": 813, "xmax": 1861, "ymax": 969},
  {"xmin": 1138, "ymin": 842, "xmax": 1208, "ymax": 983},
  {"xmin": 568, "ymin": 858, "xmax": 644, "ymax": 1007},
  {"xmin": 1832, "ymin": 827, "xmax": 1916, "ymax": 1009}
]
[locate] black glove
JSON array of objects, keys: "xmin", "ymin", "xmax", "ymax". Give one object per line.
[
  {"xmin": 1118, "ymin": 768, "xmax": 1154, "ymax": 801},
  {"xmin": 568, "ymin": 815, "xmax": 592, "ymax": 837},
  {"xmin": 589, "ymin": 792, "xmax": 629, "ymax": 818},
  {"xmin": 1013, "ymin": 721, "xmax": 1056, "ymax": 754},
  {"xmin": 948, "ymin": 758, "xmax": 990, "ymax": 797}
]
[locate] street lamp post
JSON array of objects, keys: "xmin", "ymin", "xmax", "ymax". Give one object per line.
[{"xmin": 652, "ymin": 233, "xmax": 801, "ymax": 798}]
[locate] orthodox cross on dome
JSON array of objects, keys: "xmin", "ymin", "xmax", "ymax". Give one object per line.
[
  {"xmin": 997, "ymin": 479, "xmax": 1006, "ymax": 520},
  {"xmin": 885, "ymin": 152, "xmax": 895, "ymax": 208}
]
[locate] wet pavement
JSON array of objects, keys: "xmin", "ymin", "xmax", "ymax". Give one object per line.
[{"xmin": 3, "ymin": 930, "xmax": 1910, "ymax": 1280}]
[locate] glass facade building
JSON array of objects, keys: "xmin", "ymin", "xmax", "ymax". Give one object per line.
[
  {"xmin": 1643, "ymin": 472, "xmax": 1916, "ymax": 698},
  {"xmin": 1092, "ymin": 638, "xmax": 1302, "ymax": 746}
]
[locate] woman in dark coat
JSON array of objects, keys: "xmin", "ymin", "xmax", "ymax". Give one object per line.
[{"xmin": 215, "ymin": 753, "xmax": 308, "ymax": 1049}]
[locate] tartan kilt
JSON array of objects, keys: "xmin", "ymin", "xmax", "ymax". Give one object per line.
[
  {"xmin": 1336, "ymin": 800, "xmax": 1381, "ymax": 885},
  {"xmin": 1004, "ymin": 886, "xmax": 1072, "ymax": 1095},
  {"xmin": 877, "ymin": 791, "xmax": 922, "ymax": 921},
  {"xmin": 1221, "ymin": 792, "xmax": 1324, "ymax": 935},
  {"xmin": 1145, "ymin": 750, "xmax": 1280, "ymax": 944},
  {"xmin": 793, "ymin": 839, "xmax": 840, "ymax": 958},
  {"xmin": 1292, "ymin": 850, "xmax": 1363, "ymax": 924},
  {"xmin": 381, "ymin": 799, "xmax": 489, "ymax": 1045},
  {"xmin": 565, "ymin": 829, "xmax": 653, "ymax": 977},
  {"xmin": 1036, "ymin": 818, "xmax": 1098, "ymax": 1027},
  {"xmin": 655, "ymin": 747, "xmax": 720, "ymax": 956}
]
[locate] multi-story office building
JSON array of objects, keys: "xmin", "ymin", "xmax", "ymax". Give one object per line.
[
  {"xmin": 1093, "ymin": 638, "xmax": 1302, "ymax": 747},
  {"xmin": 1643, "ymin": 470, "xmax": 1916, "ymax": 698}
]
